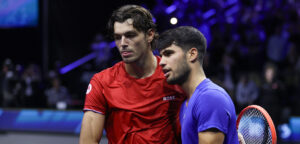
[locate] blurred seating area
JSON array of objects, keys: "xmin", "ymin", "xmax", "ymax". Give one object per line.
[{"xmin": 0, "ymin": 58, "xmax": 84, "ymax": 110}]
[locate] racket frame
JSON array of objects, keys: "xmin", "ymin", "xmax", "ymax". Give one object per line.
[{"xmin": 236, "ymin": 105, "xmax": 277, "ymax": 144}]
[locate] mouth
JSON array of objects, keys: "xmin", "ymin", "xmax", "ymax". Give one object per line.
[
  {"xmin": 162, "ymin": 69, "xmax": 171, "ymax": 78},
  {"xmin": 121, "ymin": 51, "xmax": 133, "ymax": 57}
]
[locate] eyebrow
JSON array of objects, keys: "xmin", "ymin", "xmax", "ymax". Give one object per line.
[
  {"xmin": 114, "ymin": 30, "xmax": 138, "ymax": 36},
  {"xmin": 160, "ymin": 49, "xmax": 174, "ymax": 56}
]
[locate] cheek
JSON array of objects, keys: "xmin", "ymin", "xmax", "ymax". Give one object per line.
[
  {"xmin": 136, "ymin": 39, "xmax": 147, "ymax": 47},
  {"xmin": 134, "ymin": 42, "xmax": 148, "ymax": 54},
  {"xmin": 170, "ymin": 58, "xmax": 181, "ymax": 70},
  {"xmin": 133, "ymin": 36, "xmax": 147, "ymax": 47},
  {"xmin": 174, "ymin": 57, "xmax": 187, "ymax": 71}
]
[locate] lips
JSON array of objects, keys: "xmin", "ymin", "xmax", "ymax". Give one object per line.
[
  {"xmin": 121, "ymin": 51, "xmax": 133, "ymax": 57},
  {"xmin": 163, "ymin": 69, "xmax": 171, "ymax": 78}
]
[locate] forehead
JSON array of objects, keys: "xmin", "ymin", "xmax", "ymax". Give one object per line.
[{"xmin": 114, "ymin": 19, "xmax": 137, "ymax": 34}]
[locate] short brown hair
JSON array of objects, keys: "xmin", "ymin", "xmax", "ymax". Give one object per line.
[{"xmin": 107, "ymin": 5, "xmax": 158, "ymax": 49}]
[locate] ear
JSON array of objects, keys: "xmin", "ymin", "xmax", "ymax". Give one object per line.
[
  {"xmin": 147, "ymin": 29, "xmax": 155, "ymax": 43},
  {"xmin": 187, "ymin": 48, "xmax": 198, "ymax": 62}
]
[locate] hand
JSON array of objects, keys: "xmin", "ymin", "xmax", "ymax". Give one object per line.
[{"xmin": 238, "ymin": 133, "xmax": 246, "ymax": 144}]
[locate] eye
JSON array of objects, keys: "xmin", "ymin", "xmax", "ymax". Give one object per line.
[
  {"xmin": 125, "ymin": 32, "xmax": 137, "ymax": 39},
  {"xmin": 162, "ymin": 50, "xmax": 174, "ymax": 57}
]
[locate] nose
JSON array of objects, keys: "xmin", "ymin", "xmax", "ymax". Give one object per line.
[
  {"xmin": 159, "ymin": 57, "xmax": 166, "ymax": 67},
  {"xmin": 120, "ymin": 36, "xmax": 128, "ymax": 47}
]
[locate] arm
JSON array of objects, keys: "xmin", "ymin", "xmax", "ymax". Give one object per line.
[
  {"xmin": 79, "ymin": 111, "xmax": 105, "ymax": 144},
  {"xmin": 198, "ymin": 128, "xmax": 225, "ymax": 144}
]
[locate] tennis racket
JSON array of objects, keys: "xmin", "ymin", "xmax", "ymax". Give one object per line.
[{"xmin": 236, "ymin": 105, "xmax": 277, "ymax": 144}]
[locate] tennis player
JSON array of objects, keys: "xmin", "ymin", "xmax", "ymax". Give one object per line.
[
  {"xmin": 158, "ymin": 26, "xmax": 239, "ymax": 144},
  {"xmin": 79, "ymin": 5, "xmax": 185, "ymax": 144}
]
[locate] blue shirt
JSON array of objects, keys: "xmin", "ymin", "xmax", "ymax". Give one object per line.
[{"xmin": 180, "ymin": 79, "xmax": 239, "ymax": 144}]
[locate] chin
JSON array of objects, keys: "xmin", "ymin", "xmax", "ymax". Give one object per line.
[
  {"xmin": 167, "ymin": 75, "xmax": 187, "ymax": 85},
  {"xmin": 122, "ymin": 57, "xmax": 136, "ymax": 63},
  {"xmin": 166, "ymin": 78, "xmax": 178, "ymax": 85}
]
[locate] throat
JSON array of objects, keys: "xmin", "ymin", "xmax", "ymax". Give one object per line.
[
  {"xmin": 125, "ymin": 55, "xmax": 157, "ymax": 78},
  {"xmin": 181, "ymin": 71, "xmax": 206, "ymax": 99}
]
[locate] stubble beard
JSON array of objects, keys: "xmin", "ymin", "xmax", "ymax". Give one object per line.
[
  {"xmin": 122, "ymin": 56, "xmax": 137, "ymax": 64},
  {"xmin": 167, "ymin": 59, "xmax": 191, "ymax": 85}
]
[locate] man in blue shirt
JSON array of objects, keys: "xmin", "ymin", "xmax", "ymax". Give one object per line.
[{"xmin": 158, "ymin": 26, "xmax": 239, "ymax": 144}]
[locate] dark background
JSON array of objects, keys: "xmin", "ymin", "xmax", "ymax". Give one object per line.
[{"xmin": 0, "ymin": 0, "xmax": 158, "ymax": 68}]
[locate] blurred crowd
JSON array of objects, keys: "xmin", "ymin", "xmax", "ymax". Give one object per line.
[
  {"xmin": 200, "ymin": 0, "xmax": 300, "ymax": 128},
  {"xmin": 0, "ymin": 59, "xmax": 73, "ymax": 109}
]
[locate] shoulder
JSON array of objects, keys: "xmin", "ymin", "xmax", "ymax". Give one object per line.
[
  {"xmin": 192, "ymin": 85, "xmax": 235, "ymax": 119},
  {"xmin": 92, "ymin": 61, "xmax": 124, "ymax": 82},
  {"xmin": 194, "ymin": 80, "xmax": 232, "ymax": 109},
  {"xmin": 197, "ymin": 79, "xmax": 228, "ymax": 99},
  {"xmin": 203, "ymin": 85, "xmax": 227, "ymax": 98},
  {"xmin": 194, "ymin": 89, "xmax": 228, "ymax": 106}
]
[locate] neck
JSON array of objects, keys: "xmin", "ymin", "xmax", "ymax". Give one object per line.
[
  {"xmin": 181, "ymin": 66, "xmax": 206, "ymax": 99},
  {"xmin": 125, "ymin": 52, "xmax": 157, "ymax": 79}
]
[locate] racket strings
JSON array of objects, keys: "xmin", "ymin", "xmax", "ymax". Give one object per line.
[{"xmin": 238, "ymin": 108, "xmax": 272, "ymax": 144}]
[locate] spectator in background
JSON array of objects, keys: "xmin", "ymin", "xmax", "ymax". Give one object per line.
[
  {"xmin": 90, "ymin": 33, "xmax": 113, "ymax": 70},
  {"xmin": 235, "ymin": 72, "xmax": 259, "ymax": 112},
  {"xmin": 218, "ymin": 53, "xmax": 236, "ymax": 96},
  {"xmin": 282, "ymin": 45, "xmax": 299, "ymax": 116},
  {"xmin": 266, "ymin": 23, "xmax": 289, "ymax": 66},
  {"xmin": 20, "ymin": 64, "xmax": 45, "ymax": 108},
  {"xmin": 45, "ymin": 77, "xmax": 70, "ymax": 110},
  {"xmin": 259, "ymin": 62, "xmax": 285, "ymax": 130},
  {"xmin": 0, "ymin": 58, "xmax": 18, "ymax": 107}
]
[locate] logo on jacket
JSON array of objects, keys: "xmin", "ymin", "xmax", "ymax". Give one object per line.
[
  {"xmin": 86, "ymin": 84, "xmax": 92, "ymax": 94},
  {"xmin": 163, "ymin": 95, "xmax": 175, "ymax": 101}
]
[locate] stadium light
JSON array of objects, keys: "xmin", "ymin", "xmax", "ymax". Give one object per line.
[{"xmin": 170, "ymin": 17, "xmax": 178, "ymax": 25}]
